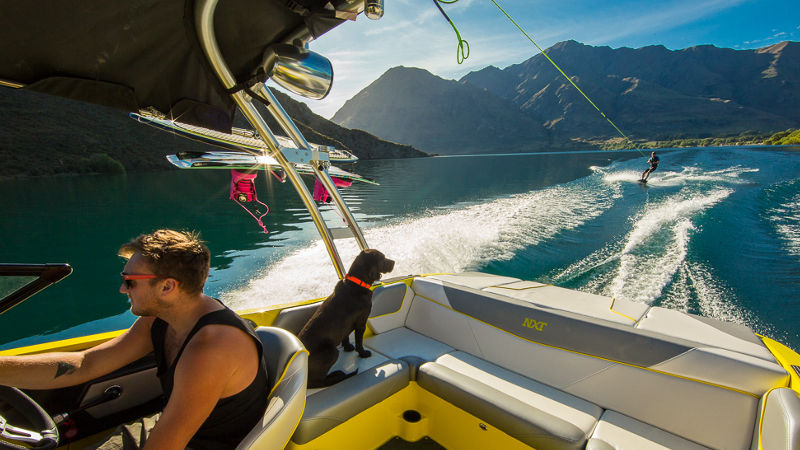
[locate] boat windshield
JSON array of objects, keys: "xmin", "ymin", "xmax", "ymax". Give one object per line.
[{"xmin": 0, "ymin": 264, "xmax": 72, "ymax": 315}]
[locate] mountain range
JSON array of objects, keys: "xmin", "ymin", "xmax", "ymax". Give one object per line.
[{"xmin": 333, "ymin": 40, "xmax": 800, "ymax": 154}]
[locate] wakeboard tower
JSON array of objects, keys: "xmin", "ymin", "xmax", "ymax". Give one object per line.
[
  {"xmin": 131, "ymin": 112, "xmax": 359, "ymax": 164},
  {"xmin": 136, "ymin": 111, "xmax": 375, "ymax": 234},
  {"xmin": 166, "ymin": 148, "xmax": 376, "ymax": 232}
]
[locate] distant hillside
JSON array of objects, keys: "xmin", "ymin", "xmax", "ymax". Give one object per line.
[
  {"xmin": 266, "ymin": 90, "xmax": 427, "ymax": 159},
  {"xmin": 463, "ymin": 40, "xmax": 799, "ymax": 141},
  {"xmin": 333, "ymin": 41, "xmax": 800, "ymax": 153},
  {"xmin": 332, "ymin": 66, "xmax": 548, "ymax": 154},
  {"xmin": 0, "ymin": 87, "xmax": 426, "ymax": 178}
]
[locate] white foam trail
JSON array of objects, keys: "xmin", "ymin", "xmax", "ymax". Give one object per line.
[
  {"xmin": 600, "ymin": 169, "xmax": 643, "ymax": 184},
  {"xmin": 598, "ymin": 165, "xmax": 757, "ymax": 187},
  {"xmin": 686, "ymin": 263, "xmax": 754, "ymax": 325},
  {"xmin": 552, "ymin": 187, "xmax": 734, "ymax": 304},
  {"xmin": 609, "ymin": 188, "xmax": 732, "ymax": 303},
  {"xmin": 221, "ymin": 182, "xmax": 616, "ymax": 309},
  {"xmin": 661, "ymin": 261, "xmax": 764, "ymax": 329},
  {"xmin": 768, "ymin": 191, "xmax": 800, "ymax": 259}
]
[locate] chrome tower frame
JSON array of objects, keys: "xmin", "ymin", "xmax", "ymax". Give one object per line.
[{"xmin": 195, "ymin": 0, "xmax": 368, "ymax": 279}]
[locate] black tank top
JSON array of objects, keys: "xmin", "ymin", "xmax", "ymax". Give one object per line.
[{"xmin": 151, "ymin": 305, "xmax": 269, "ymax": 449}]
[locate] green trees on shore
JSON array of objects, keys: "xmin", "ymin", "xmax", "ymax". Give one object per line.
[
  {"xmin": 598, "ymin": 128, "xmax": 800, "ymax": 150},
  {"xmin": 764, "ymin": 129, "xmax": 800, "ymax": 145}
]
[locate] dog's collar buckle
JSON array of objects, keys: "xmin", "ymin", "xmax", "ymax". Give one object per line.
[{"xmin": 345, "ymin": 275, "xmax": 372, "ymax": 289}]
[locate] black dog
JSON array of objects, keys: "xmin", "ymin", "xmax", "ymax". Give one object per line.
[{"xmin": 298, "ymin": 249, "xmax": 395, "ymax": 388}]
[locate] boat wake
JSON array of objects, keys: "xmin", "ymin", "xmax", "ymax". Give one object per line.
[
  {"xmin": 553, "ymin": 188, "xmax": 732, "ymax": 303},
  {"xmin": 763, "ymin": 179, "xmax": 800, "ymax": 260},
  {"xmin": 222, "ymin": 158, "xmax": 765, "ymax": 332},
  {"xmin": 222, "ymin": 179, "xmax": 616, "ymax": 309}
]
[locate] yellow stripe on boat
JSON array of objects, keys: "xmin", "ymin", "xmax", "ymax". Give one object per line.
[{"xmin": 760, "ymin": 335, "xmax": 800, "ymax": 393}]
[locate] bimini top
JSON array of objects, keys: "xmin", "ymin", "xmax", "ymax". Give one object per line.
[{"xmin": 0, "ymin": 0, "xmax": 350, "ymax": 132}]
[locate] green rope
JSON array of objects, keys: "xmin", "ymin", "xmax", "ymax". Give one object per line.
[
  {"xmin": 433, "ymin": 0, "xmax": 470, "ymax": 64},
  {"xmin": 489, "ymin": 0, "xmax": 643, "ymax": 154}
]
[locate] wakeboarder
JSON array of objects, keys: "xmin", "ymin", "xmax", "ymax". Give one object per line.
[{"xmin": 640, "ymin": 151, "xmax": 659, "ymax": 183}]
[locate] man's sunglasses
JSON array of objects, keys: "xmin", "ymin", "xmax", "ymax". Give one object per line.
[{"xmin": 121, "ymin": 273, "xmax": 159, "ymax": 288}]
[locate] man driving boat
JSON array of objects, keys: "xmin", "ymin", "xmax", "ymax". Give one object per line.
[{"xmin": 0, "ymin": 229, "xmax": 268, "ymax": 449}]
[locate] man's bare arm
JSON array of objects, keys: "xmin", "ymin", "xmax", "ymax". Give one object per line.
[
  {"xmin": 0, "ymin": 317, "xmax": 155, "ymax": 389},
  {"xmin": 143, "ymin": 325, "xmax": 258, "ymax": 449}
]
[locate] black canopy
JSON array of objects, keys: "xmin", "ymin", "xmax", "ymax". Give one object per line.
[{"xmin": 0, "ymin": 0, "xmax": 345, "ymax": 132}]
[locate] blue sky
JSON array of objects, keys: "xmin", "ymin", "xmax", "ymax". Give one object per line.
[{"xmin": 276, "ymin": 0, "xmax": 799, "ymax": 118}]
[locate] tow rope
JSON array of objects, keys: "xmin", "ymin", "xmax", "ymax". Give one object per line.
[
  {"xmin": 434, "ymin": 0, "xmax": 645, "ymax": 155},
  {"xmin": 433, "ymin": 0, "xmax": 470, "ymax": 64},
  {"xmin": 488, "ymin": 0, "xmax": 643, "ymax": 155}
]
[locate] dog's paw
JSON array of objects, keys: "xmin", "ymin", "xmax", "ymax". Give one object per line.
[
  {"xmin": 357, "ymin": 349, "xmax": 372, "ymax": 358},
  {"xmin": 342, "ymin": 342, "xmax": 355, "ymax": 352}
]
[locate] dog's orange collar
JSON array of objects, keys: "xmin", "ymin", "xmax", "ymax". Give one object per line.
[{"xmin": 345, "ymin": 275, "xmax": 371, "ymax": 289}]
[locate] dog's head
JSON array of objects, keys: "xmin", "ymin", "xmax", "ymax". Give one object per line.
[{"xmin": 347, "ymin": 249, "xmax": 395, "ymax": 286}]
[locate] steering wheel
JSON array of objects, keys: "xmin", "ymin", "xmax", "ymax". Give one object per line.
[{"xmin": 0, "ymin": 386, "xmax": 58, "ymax": 449}]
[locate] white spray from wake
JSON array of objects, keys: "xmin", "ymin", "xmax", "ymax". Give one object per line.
[
  {"xmin": 660, "ymin": 261, "xmax": 755, "ymax": 326},
  {"xmin": 767, "ymin": 190, "xmax": 800, "ymax": 259},
  {"xmin": 552, "ymin": 187, "xmax": 734, "ymax": 307},
  {"xmin": 221, "ymin": 182, "xmax": 616, "ymax": 309},
  {"xmin": 598, "ymin": 165, "xmax": 758, "ymax": 187},
  {"xmin": 609, "ymin": 188, "xmax": 732, "ymax": 303}
]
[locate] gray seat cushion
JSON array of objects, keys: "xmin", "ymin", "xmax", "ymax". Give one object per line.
[
  {"xmin": 364, "ymin": 327, "xmax": 454, "ymax": 362},
  {"xmin": 586, "ymin": 410, "xmax": 710, "ymax": 450},
  {"xmin": 418, "ymin": 352, "xmax": 602, "ymax": 450},
  {"xmin": 291, "ymin": 359, "xmax": 410, "ymax": 445}
]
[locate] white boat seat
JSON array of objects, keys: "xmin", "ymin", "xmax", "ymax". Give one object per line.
[
  {"xmin": 751, "ymin": 387, "xmax": 800, "ymax": 450},
  {"xmin": 586, "ymin": 410, "xmax": 710, "ymax": 450},
  {"xmin": 417, "ymin": 351, "xmax": 602, "ymax": 450},
  {"xmin": 237, "ymin": 327, "xmax": 308, "ymax": 450},
  {"xmin": 291, "ymin": 358, "xmax": 410, "ymax": 445},
  {"xmin": 405, "ymin": 275, "xmax": 788, "ymax": 449},
  {"xmin": 364, "ymin": 327, "xmax": 454, "ymax": 362}
]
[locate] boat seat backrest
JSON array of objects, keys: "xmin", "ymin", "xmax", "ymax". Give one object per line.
[
  {"xmin": 255, "ymin": 326, "xmax": 307, "ymax": 389},
  {"xmin": 237, "ymin": 327, "xmax": 307, "ymax": 450},
  {"xmin": 272, "ymin": 302, "xmax": 320, "ymax": 335},
  {"xmin": 368, "ymin": 282, "xmax": 415, "ymax": 333},
  {"xmin": 274, "ymin": 282, "xmax": 413, "ymax": 337},
  {"xmin": 404, "ymin": 277, "xmax": 788, "ymax": 450},
  {"xmin": 751, "ymin": 387, "xmax": 800, "ymax": 450}
]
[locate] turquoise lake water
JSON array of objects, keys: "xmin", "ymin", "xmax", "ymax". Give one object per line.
[{"xmin": 1, "ymin": 146, "xmax": 798, "ymax": 351}]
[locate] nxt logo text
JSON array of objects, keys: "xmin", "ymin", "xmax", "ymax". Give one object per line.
[{"xmin": 522, "ymin": 318, "xmax": 547, "ymax": 331}]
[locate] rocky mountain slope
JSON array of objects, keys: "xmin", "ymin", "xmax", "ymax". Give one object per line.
[
  {"xmin": 333, "ymin": 66, "xmax": 548, "ymax": 154},
  {"xmin": 332, "ymin": 41, "xmax": 799, "ymax": 154}
]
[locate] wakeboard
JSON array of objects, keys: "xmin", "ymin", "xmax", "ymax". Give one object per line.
[
  {"xmin": 130, "ymin": 112, "xmax": 359, "ymax": 163},
  {"xmin": 166, "ymin": 151, "xmax": 378, "ymax": 185},
  {"xmin": 638, "ymin": 179, "xmax": 648, "ymax": 184}
]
